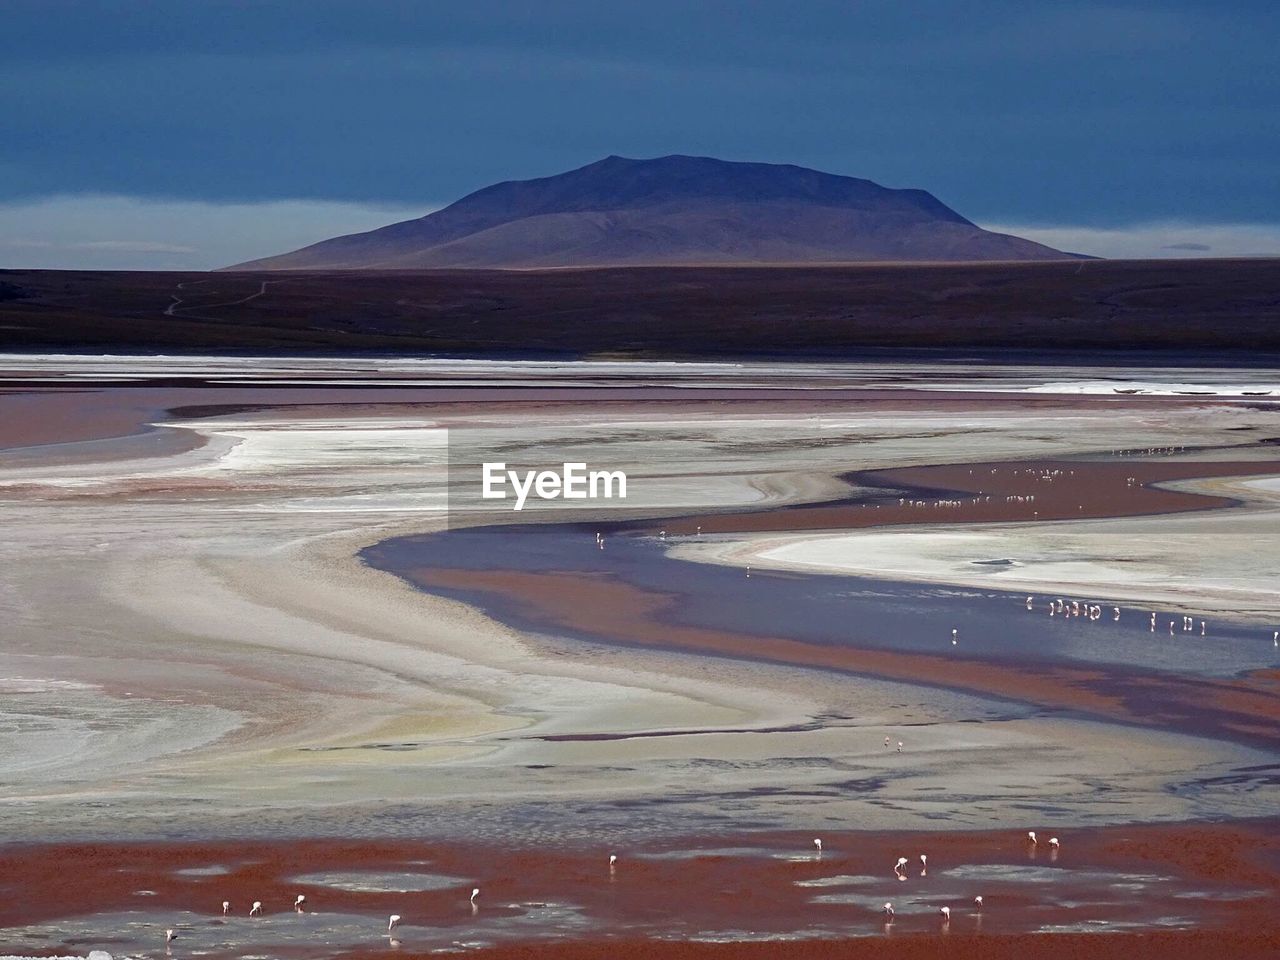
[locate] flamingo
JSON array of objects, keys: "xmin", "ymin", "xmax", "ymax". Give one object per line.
[
  {"xmin": 884, "ymin": 736, "xmax": 891, "ymax": 748},
  {"xmin": 813, "ymin": 838, "xmax": 823, "ymax": 854},
  {"xmin": 894, "ymin": 856, "xmax": 909, "ymax": 880},
  {"xmin": 940, "ymin": 906, "xmax": 951, "ymax": 922},
  {"xmin": 610, "ymin": 853, "xmax": 618, "ymax": 867},
  {"xmin": 470, "ymin": 887, "xmax": 481, "ymax": 904},
  {"xmin": 897, "ymin": 741, "xmax": 903, "ymax": 753},
  {"xmin": 250, "ymin": 901, "xmax": 262, "ymax": 917},
  {"xmin": 883, "ymin": 902, "xmax": 895, "ymax": 919},
  {"xmin": 1049, "ymin": 837, "xmax": 1060, "ymax": 850},
  {"xmin": 221, "ymin": 900, "xmax": 230, "ymax": 916},
  {"xmin": 951, "ymin": 627, "xmax": 958, "ymax": 645},
  {"xmin": 1027, "ymin": 831, "xmax": 1038, "ymax": 846},
  {"xmin": 1025, "ymin": 596, "xmax": 1034, "ymax": 610},
  {"xmin": 919, "ymin": 853, "xmax": 928, "ymax": 876},
  {"xmin": 294, "ymin": 894, "xmax": 306, "ymax": 911},
  {"xmin": 387, "ymin": 914, "xmax": 401, "ymax": 933},
  {"xmin": 974, "ymin": 895, "xmax": 983, "ymax": 911},
  {"xmin": 165, "ymin": 929, "xmax": 177, "ymax": 944}
]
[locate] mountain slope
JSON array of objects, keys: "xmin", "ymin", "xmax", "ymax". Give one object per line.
[{"xmin": 227, "ymin": 155, "xmax": 1077, "ymax": 270}]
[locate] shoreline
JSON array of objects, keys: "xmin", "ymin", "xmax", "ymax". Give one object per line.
[{"xmin": 0, "ymin": 372, "xmax": 1277, "ymax": 956}]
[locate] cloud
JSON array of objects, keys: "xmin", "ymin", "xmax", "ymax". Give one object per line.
[
  {"xmin": 0, "ymin": 194, "xmax": 430, "ymax": 269},
  {"xmin": 2, "ymin": 4, "xmax": 1277, "ymax": 225},
  {"xmin": 73, "ymin": 240, "xmax": 198, "ymax": 254},
  {"xmin": 982, "ymin": 221, "xmax": 1280, "ymax": 260}
]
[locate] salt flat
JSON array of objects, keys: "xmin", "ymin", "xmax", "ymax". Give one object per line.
[{"xmin": 0, "ymin": 359, "xmax": 1276, "ymax": 844}]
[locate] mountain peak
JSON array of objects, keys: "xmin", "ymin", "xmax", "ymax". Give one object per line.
[{"xmin": 227, "ymin": 156, "xmax": 1075, "ymax": 270}]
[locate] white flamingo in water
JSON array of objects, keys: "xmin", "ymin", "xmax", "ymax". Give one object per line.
[
  {"xmin": 294, "ymin": 894, "xmax": 306, "ymax": 911},
  {"xmin": 940, "ymin": 906, "xmax": 951, "ymax": 923},
  {"xmin": 883, "ymin": 902, "xmax": 895, "ymax": 920},
  {"xmin": 813, "ymin": 838, "xmax": 823, "ymax": 855},
  {"xmin": 250, "ymin": 901, "xmax": 262, "ymax": 917},
  {"xmin": 894, "ymin": 856, "xmax": 909, "ymax": 880},
  {"xmin": 165, "ymin": 929, "xmax": 177, "ymax": 944},
  {"xmin": 1027, "ymin": 831, "xmax": 1038, "ymax": 846},
  {"xmin": 387, "ymin": 914, "xmax": 400, "ymax": 934},
  {"xmin": 974, "ymin": 895, "xmax": 983, "ymax": 911},
  {"xmin": 221, "ymin": 900, "xmax": 230, "ymax": 917},
  {"xmin": 919, "ymin": 853, "xmax": 927, "ymax": 876},
  {"xmin": 470, "ymin": 887, "xmax": 481, "ymax": 904}
]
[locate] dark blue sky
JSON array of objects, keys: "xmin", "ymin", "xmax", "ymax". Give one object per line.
[{"xmin": 2, "ymin": 1, "xmax": 1277, "ymax": 267}]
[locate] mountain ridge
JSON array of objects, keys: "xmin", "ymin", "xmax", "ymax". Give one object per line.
[{"xmin": 226, "ymin": 155, "xmax": 1079, "ymax": 270}]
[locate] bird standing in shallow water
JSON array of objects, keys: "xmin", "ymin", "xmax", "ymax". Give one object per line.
[
  {"xmin": 221, "ymin": 900, "xmax": 229, "ymax": 917},
  {"xmin": 249, "ymin": 901, "xmax": 262, "ymax": 917},
  {"xmin": 387, "ymin": 914, "xmax": 400, "ymax": 933}
]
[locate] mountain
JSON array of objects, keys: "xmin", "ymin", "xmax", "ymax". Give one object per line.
[{"xmin": 226, "ymin": 155, "xmax": 1079, "ymax": 270}]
